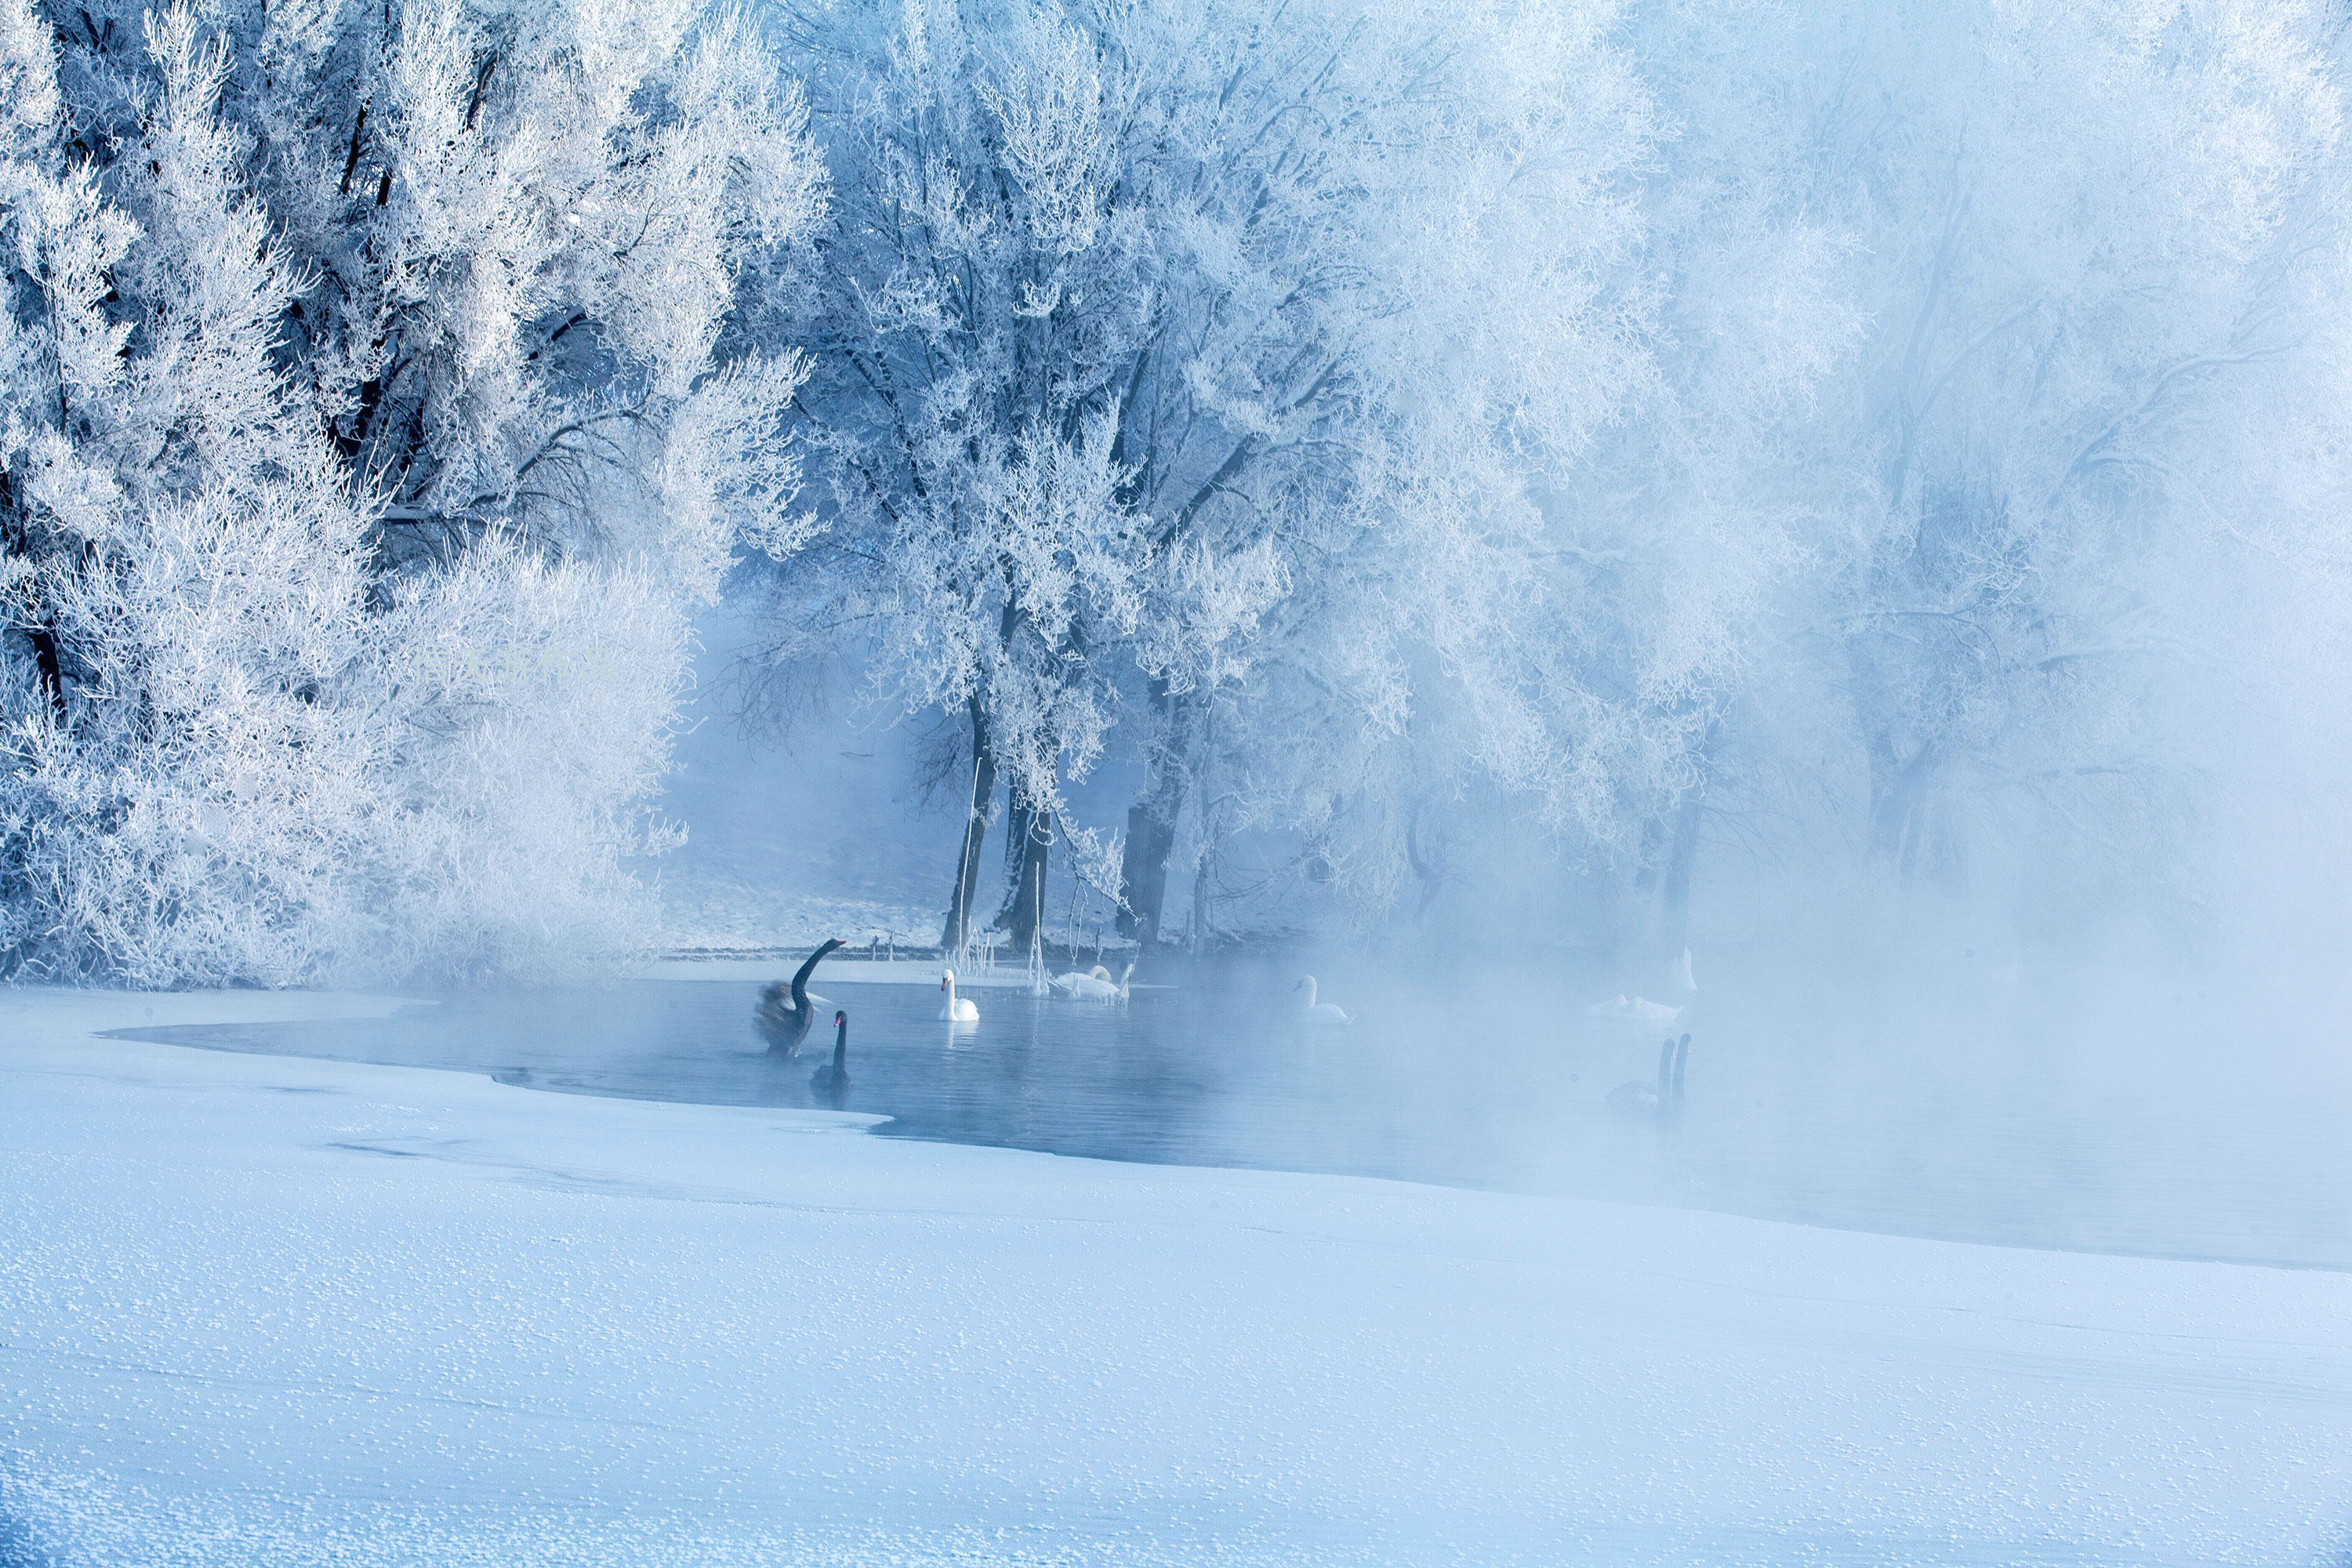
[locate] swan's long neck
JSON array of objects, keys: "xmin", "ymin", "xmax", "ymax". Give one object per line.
[
  {"xmin": 1300, "ymin": 977, "xmax": 1317, "ymax": 1008},
  {"xmin": 833, "ymin": 1025, "xmax": 848, "ymax": 1069},
  {"xmin": 789, "ymin": 940, "xmax": 833, "ymax": 1011},
  {"xmin": 945, "ymin": 973, "xmax": 956, "ymax": 1010}
]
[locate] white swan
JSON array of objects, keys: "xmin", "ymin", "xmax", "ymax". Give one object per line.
[
  {"xmin": 1586, "ymin": 949, "xmax": 1697, "ymax": 1025},
  {"xmin": 1584, "ymin": 994, "xmax": 1685, "ymax": 1023},
  {"xmin": 1294, "ymin": 976, "xmax": 1350, "ymax": 1027},
  {"xmin": 939, "ymin": 968, "xmax": 979, "ymax": 1022},
  {"xmin": 1048, "ymin": 961, "xmax": 1133, "ymax": 1001}
]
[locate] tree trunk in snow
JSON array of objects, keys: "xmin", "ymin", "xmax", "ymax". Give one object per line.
[
  {"xmin": 3, "ymin": 477, "xmax": 66, "ymax": 726},
  {"xmin": 939, "ymin": 695, "xmax": 999, "ymax": 955},
  {"xmin": 1657, "ymin": 720, "xmax": 1719, "ymax": 952},
  {"xmin": 1189, "ymin": 840, "xmax": 1214, "ymax": 956},
  {"xmin": 1117, "ymin": 797, "xmax": 1179, "ymax": 945},
  {"xmin": 1659, "ymin": 784, "xmax": 1704, "ymax": 955},
  {"xmin": 27, "ymin": 626, "xmax": 67, "ymax": 726},
  {"xmin": 1116, "ymin": 682, "xmax": 1192, "ymax": 945},
  {"xmin": 996, "ymin": 794, "xmax": 1052, "ymax": 953},
  {"xmin": 1867, "ymin": 739, "xmax": 1936, "ymax": 882},
  {"xmin": 1632, "ymin": 814, "xmax": 1664, "ymax": 903}
]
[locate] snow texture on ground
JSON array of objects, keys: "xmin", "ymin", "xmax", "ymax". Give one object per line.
[{"xmin": 4, "ymin": 985, "xmax": 2350, "ymax": 1567}]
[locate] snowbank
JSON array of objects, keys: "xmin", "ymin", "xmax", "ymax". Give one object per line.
[{"xmin": 2, "ymin": 986, "xmax": 2347, "ymax": 1566}]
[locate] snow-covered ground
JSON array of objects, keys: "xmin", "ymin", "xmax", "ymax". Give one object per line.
[{"xmin": 4, "ymin": 986, "xmax": 2349, "ymax": 1567}]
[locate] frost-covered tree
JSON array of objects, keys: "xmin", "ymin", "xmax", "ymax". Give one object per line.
[
  {"xmin": 1768, "ymin": 0, "xmax": 2349, "ymax": 916},
  {"xmin": 1057, "ymin": 0, "xmax": 2352, "ymax": 952},
  {"xmin": 1153, "ymin": 0, "xmax": 1860, "ymax": 948},
  {"xmin": 760, "ymin": 0, "xmax": 1659, "ymax": 953},
  {"xmin": 0, "ymin": 0, "xmax": 822, "ymax": 982},
  {"xmin": 1486, "ymin": 0, "xmax": 1861, "ymax": 951}
]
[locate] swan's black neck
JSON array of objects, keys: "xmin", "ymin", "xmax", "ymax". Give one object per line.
[
  {"xmin": 789, "ymin": 938, "xmax": 840, "ymax": 1010},
  {"xmin": 1655, "ymin": 1034, "xmax": 1690, "ymax": 1124},
  {"xmin": 833, "ymin": 1020, "xmax": 848, "ymax": 1068}
]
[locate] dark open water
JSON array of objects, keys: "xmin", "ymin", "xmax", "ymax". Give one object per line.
[{"xmin": 108, "ymin": 956, "xmax": 2352, "ymax": 1271}]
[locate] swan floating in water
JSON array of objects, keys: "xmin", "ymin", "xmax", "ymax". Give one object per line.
[
  {"xmin": 1294, "ymin": 976, "xmax": 1350, "ymax": 1027},
  {"xmin": 1049, "ymin": 961, "xmax": 1134, "ymax": 1001},
  {"xmin": 1585, "ymin": 994, "xmax": 1686, "ymax": 1023},
  {"xmin": 939, "ymin": 967, "xmax": 980, "ymax": 1023},
  {"xmin": 755, "ymin": 938, "xmax": 844, "ymax": 1057},
  {"xmin": 1608, "ymin": 1033, "xmax": 1689, "ymax": 1124},
  {"xmin": 1587, "ymin": 949, "xmax": 1697, "ymax": 1025},
  {"xmin": 809, "ymin": 1011, "xmax": 851, "ymax": 1098}
]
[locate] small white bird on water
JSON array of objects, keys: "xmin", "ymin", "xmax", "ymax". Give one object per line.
[
  {"xmin": 1294, "ymin": 976, "xmax": 1350, "ymax": 1027},
  {"xmin": 939, "ymin": 968, "xmax": 980, "ymax": 1022}
]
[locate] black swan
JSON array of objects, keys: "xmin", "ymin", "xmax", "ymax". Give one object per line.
[
  {"xmin": 1608, "ymin": 1033, "xmax": 1690, "ymax": 1124},
  {"xmin": 756, "ymin": 938, "xmax": 844, "ymax": 1057},
  {"xmin": 809, "ymin": 1011, "xmax": 850, "ymax": 1097}
]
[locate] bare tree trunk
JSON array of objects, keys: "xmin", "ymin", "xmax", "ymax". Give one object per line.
[
  {"xmin": 1189, "ymin": 839, "xmax": 1214, "ymax": 956},
  {"xmin": 998, "ymin": 791, "xmax": 1033, "ymax": 909},
  {"xmin": 2, "ymin": 474, "xmax": 66, "ymax": 726},
  {"xmin": 1867, "ymin": 738, "xmax": 1935, "ymax": 869},
  {"xmin": 1658, "ymin": 784, "xmax": 1704, "ymax": 955},
  {"xmin": 1404, "ymin": 810, "xmax": 1448, "ymax": 921},
  {"xmin": 939, "ymin": 695, "xmax": 999, "ymax": 955},
  {"xmin": 1632, "ymin": 814, "xmax": 1664, "ymax": 902},
  {"xmin": 1116, "ymin": 681, "xmax": 1192, "ymax": 945},
  {"xmin": 27, "ymin": 627, "xmax": 66, "ymax": 726},
  {"xmin": 1863, "ymin": 738, "xmax": 1938, "ymax": 884},
  {"xmin": 1116, "ymin": 796, "xmax": 1178, "ymax": 943},
  {"xmin": 1656, "ymin": 716, "xmax": 1722, "ymax": 953},
  {"xmin": 996, "ymin": 794, "xmax": 1052, "ymax": 953}
]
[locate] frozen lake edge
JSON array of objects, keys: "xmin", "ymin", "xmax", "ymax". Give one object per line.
[{"xmin": 3, "ymin": 985, "xmax": 2348, "ymax": 1566}]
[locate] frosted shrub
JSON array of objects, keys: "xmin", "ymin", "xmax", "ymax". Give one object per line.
[{"xmin": 364, "ymin": 546, "xmax": 695, "ymax": 983}]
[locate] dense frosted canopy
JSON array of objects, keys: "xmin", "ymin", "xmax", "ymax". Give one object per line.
[{"xmin": 3, "ymin": 0, "xmax": 2347, "ymax": 978}]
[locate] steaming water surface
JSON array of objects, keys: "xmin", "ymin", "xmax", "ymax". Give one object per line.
[{"xmin": 111, "ymin": 964, "xmax": 2351, "ymax": 1271}]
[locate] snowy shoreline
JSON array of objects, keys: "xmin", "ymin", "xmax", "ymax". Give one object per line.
[{"xmin": 4, "ymin": 985, "xmax": 2349, "ymax": 1566}]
